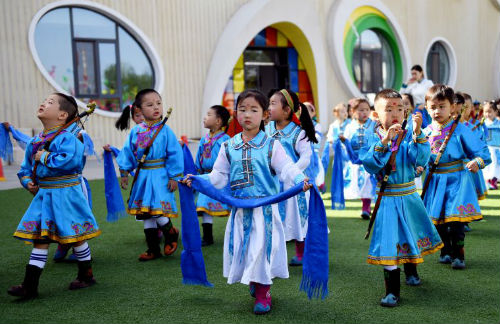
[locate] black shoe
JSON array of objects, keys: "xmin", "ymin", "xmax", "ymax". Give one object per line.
[
  {"xmin": 69, "ymin": 260, "xmax": 96, "ymax": 290},
  {"xmin": 8, "ymin": 264, "xmax": 42, "ymax": 299},
  {"xmin": 201, "ymin": 223, "xmax": 214, "ymax": 246}
]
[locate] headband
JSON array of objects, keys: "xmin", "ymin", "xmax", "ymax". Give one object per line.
[{"xmin": 280, "ymin": 89, "xmax": 294, "ymax": 111}]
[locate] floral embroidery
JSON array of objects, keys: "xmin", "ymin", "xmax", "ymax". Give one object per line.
[
  {"xmin": 23, "ymin": 221, "xmax": 40, "ymax": 232},
  {"xmin": 457, "ymin": 204, "xmax": 477, "ymax": 215},
  {"xmin": 71, "ymin": 221, "xmax": 94, "ymax": 235},
  {"xmin": 45, "ymin": 220, "xmax": 56, "ymax": 233},
  {"xmin": 160, "ymin": 201, "xmax": 173, "ymax": 212},
  {"xmin": 207, "ymin": 202, "xmax": 223, "ymax": 211},
  {"xmin": 417, "ymin": 237, "xmax": 431, "ymax": 250},
  {"xmin": 396, "ymin": 243, "xmax": 410, "ymax": 256}
]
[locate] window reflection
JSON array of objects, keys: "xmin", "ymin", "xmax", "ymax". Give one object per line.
[
  {"xmin": 426, "ymin": 42, "xmax": 450, "ymax": 84},
  {"xmin": 72, "ymin": 8, "xmax": 116, "ymax": 39},
  {"xmin": 76, "ymin": 42, "xmax": 97, "ymax": 95}
]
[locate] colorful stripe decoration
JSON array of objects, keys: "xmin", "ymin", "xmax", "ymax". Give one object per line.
[
  {"xmin": 223, "ymin": 26, "xmax": 314, "ymax": 110},
  {"xmin": 343, "ymin": 5, "xmax": 403, "ymax": 89}
]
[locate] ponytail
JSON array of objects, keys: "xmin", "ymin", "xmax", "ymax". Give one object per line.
[
  {"xmin": 115, "ymin": 105, "xmax": 132, "ymax": 131},
  {"xmin": 274, "ymin": 89, "xmax": 318, "ymax": 144}
]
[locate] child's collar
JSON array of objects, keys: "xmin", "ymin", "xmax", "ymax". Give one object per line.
[
  {"xmin": 42, "ymin": 124, "xmax": 63, "ymax": 135},
  {"xmin": 432, "ymin": 117, "xmax": 453, "ymax": 130},
  {"xmin": 143, "ymin": 118, "xmax": 162, "ymax": 127}
]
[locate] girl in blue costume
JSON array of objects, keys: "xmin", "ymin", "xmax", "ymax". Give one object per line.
[
  {"xmin": 323, "ymin": 102, "xmax": 350, "ymax": 172},
  {"xmin": 184, "ymin": 89, "xmax": 312, "ymax": 314},
  {"xmin": 422, "ymin": 85, "xmax": 491, "ymax": 270},
  {"xmin": 303, "ymin": 102, "xmax": 325, "ymax": 189},
  {"xmin": 117, "ymin": 89, "xmax": 184, "ymax": 261},
  {"xmin": 360, "ymin": 89, "xmax": 442, "ymax": 307},
  {"xmin": 8, "ymin": 93, "xmax": 100, "ymax": 299},
  {"xmin": 341, "ymin": 98, "xmax": 377, "ymax": 220},
  {"xmin": 483, "ymin": 100, "xmax": 500, "ymax": 189},
  {"xmin": 195, "ymin": 105, "xmax": 231, "ymax": 246},
  {"xmin": 266, "ymin": 89, "xmax": 317, "ymax": 266}
]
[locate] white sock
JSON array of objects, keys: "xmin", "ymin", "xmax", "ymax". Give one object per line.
[
  {"xmin": 143, "ymin": 218, "xmax": 158, "ymax": 229},
  {"xmin": 156, "ymin": 217, "xmax": 170, "ymax": 227},
  {"xmin": 73, "ymin": 242, "xmax": 91, "ymax": 261},
  {"xmin": 29, "ymin": 248, "xmax": 48, "ymax": 268},
  {"xmin": 202, "ymin": 213, "xmax": 213, "ymax": 224},
  {"xmin": 384, "ymin": 265, "xmax": 398, "ymax": 271}
]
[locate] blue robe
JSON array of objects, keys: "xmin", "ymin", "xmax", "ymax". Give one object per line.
[
  {"xmin": 463, "ymin": 120, "xmax": 488, "ymax": 199},
  {"xmin": 360, "ymin": 126, "xmax": 442, "ymax": 265},
  {"xmin": 14, "ymin": 126, "xmax": 100, "ymax": 243},
  {"xmin": 423, "ymin": 120, "xmax": 491, "ymax": 224},
  {"xmin": 117, "ymin": 119, "xmax": 184, "ymax": 218},
  {"xmin": 484, "ymin": 118, "xmax": 500, "ymax": 180},
  {"xmin": 195, "ymin": 131, "xmax": 231, "ymax": 216}
]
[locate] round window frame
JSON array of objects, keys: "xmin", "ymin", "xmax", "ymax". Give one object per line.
[
  {"xmin": 28, "ymin": 0, "xmax": 164, "ymax": 117},
  {"xmin": 423, "ymin": 37, "xmax": 457, "ymax": 87},
  {"xmin": 327, "ymin": 0, "xmax": 411, "ymax": 98}
]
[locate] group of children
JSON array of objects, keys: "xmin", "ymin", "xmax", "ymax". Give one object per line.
[{"xmin": 3, "ymin": 83, "xmax": 497, "ymax": 313}]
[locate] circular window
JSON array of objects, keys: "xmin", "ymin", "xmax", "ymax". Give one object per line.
[
  {"xmin": 426, "ymin": 42, "xmax": 450, "ymax": 84},
  {"xmin": 423, "ymin": 38, "xmax": 457, "ymax": 86},
  {"xmin": 29, "ymin": 2, "xmax": 163, "ymax": 115},
  {"xmin": 327, "ymin": 1, "xmax": 411, "ymax": 98}
]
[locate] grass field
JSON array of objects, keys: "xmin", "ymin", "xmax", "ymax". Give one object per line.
[{"xmin": 0, "ymin": 179, "xmax": 499, "ymax": 324}]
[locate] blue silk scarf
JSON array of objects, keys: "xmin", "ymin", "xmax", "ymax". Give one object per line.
[
  {"xmin": 0, "ymin": 125, "xmax": 14, "ymax": 163},
  {"xmin": 330, "ymin": 139, "xmax": 345, "ymax": 210},
  {"xmin": 103, "ymin": 147, "xmax": 127, "ymax": 222}
]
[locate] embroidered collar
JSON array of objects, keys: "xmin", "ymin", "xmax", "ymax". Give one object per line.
[
  {"xmin": 269, "ymin": 120, "xmax": 299, "ymax": 138},
  {"xmin": 143, "ymin": 119, "xmax": 162, "ymax": 128},
  {"xmin": 42, "ymin": 124, "xmax": 63, "ymax": 136},
  {"xmin": 431, "ymin": 118, "xmax": 453, "ymax": 130},
  {"xmin": 233, "ymin": 131, "xmax": 268, "ymax": 149}
]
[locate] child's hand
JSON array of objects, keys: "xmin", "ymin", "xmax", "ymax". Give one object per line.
[
  {"xmin": 2, "ymin": 122, "xmax": 10, "ymax": 130},
  {"xmin": 413, "ymin": 111, "xmax": 423, "ymax": 135},
  {"xmin": 27, "ymin": 182, "xmax": 39, "ymax": 195},
  {"xmin": 381, "ymin": 124, "xmax": 403, "ymax": 145},
  {"xmin": 180, "ymin": 174, "xmax": 194, "ymax": 187},
  {"xmin": 102, "ymin": 144, "xmax": 111, "ymax": 152},
  {"xmin": 120, "ymin": 176, "xmax": 128, "ymax": 190},
  {"xmin": 415, "ymin": 166, "xmax": 424, "ymax": 176},
  {"xmin": 167, "ymin": 179, "xmax": 178, "ymax": 192},
  {"xmin": 34, "ymin": 150, "xmax": 45, "ymax": 162},
  {"xmin": 466, "ymin": 160, "xmax": 479, "ymax": 173},
  {"xmin": 303, "ymin": 177, "xmax": 313, "ymax": 192}
]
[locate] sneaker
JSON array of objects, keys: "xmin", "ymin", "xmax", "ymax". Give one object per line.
[
  {"xmin": 451, "ymin": 258, "xmax": 465, "ymax": 270},
  {"xmin": 69, "ymin": 277, "xmax": 96, "ymax": 290},
  {"xmin": 138, "ymin": 251, "xmax": 162, "ymax": 261},
  {"xmin": 253, "ymin": 302, "xmax": 271, "ymax": 315},
  {"xmin": 361, "ymin": 211, "xmax": 370, "ymax": 220},
  {"xmin": 380, "ymin": 293, "xmax": 399, "ymax": 307},
  {"xmin": 289, "ymin": 256, "xmax": 303, "ymax": 266},
  {"xmin": 405, "ymin": 275, "xmax": 421, "ymax": 286},
  {"xmin": 439, "ymin": 255, "xmax": 452, "ymax": 264}
]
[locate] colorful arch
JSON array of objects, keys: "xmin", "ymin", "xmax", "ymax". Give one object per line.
[{"xmin": 343, "ymin": 6, "xmax": 403, "ymax": 89}]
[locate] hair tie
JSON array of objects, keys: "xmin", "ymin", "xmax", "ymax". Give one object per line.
[
  {"xmin": 280, "ymin": 89, "xmax": 294, "ymax": 111},
  {"xmin": 291, "ymin": 112, "xmax": 301, "ymax": 126}
]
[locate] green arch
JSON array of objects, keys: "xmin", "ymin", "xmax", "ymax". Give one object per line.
[{"xmin": 344, "ymin": 14, "xmax": 403, "ymax": 90}]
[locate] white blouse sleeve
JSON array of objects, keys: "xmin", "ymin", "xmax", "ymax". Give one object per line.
[
  {"xmin": 326, "ymin": 123, "xmax": 334, "ymax": 143},
  {"xmin": 271, "ymin": 141, "xmax": 304, "ymax": 186},
  {"xmin": 294, "ymin": 130, "xmax": 312, "ymax": 171},
  {"xmin": 206, "ymin": 144, "xmax": 230, "ymax": 189}
]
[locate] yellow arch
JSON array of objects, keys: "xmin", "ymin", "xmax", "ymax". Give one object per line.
[{"xmin": 343, "ymin": 6, "xmax": 386, "ymax": 42}]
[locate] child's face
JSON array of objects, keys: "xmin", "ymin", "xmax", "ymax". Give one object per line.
[
  {"xmin": 484, "ymin": 105, "xmax": 497, "ymax": 121},
  {"xmin": 402, "ymin": 96, "xmax": 413, "ymax": 115},
  {"xmin": 203, "ymin": 108, "xmax": 220, "ymax": 130},
  {"xmin": 426, "ymin": 98, "xmax": 452, "ymax": 124},
  {"xmin": 305, "ymin": 103, "xmax": 315, "ymax": 118},
  {"xmin": 37, "ymin": 94, "xmax": 68, "ymax": 124},
  {"xmin": 269, "ymin": 94, "xmax": 290, "ymax": 122},
  {"xmin": 334, "ymin": 106, "xmax": 347, "ymax": 121},
  {"xmin": 463, "ymin": 99, "xmax": 473, "ymax": 120},
  {"xmin": 139, "ymin": 92, "xmax": 162, "ymax": 121},
  {"xmin": 375, "ymin": 98, "xmax": 404, "ymax": 130},
  {"xmin": 354, "ymin": 102, "xmax": 370, "ymax": 123},
  {"xmin": 132, "ymin": 107, "xmax": 144, "ymax": 124},
  {"xmin": 237, "ymin": 97, "xmax": 266, "ymax": 132}
]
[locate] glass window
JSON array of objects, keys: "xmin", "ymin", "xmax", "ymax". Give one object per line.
[
  {"xmin": 72, "ymin": 8, "xmax": 116, "ymax": 39},
  {"xmin": 426, "ymin": 42, "xmax": 450, "ymax": 84},
  {"xmin": 33, "ymin": 6, "xmax": 154, "ymax": 112},
  {"xmin": 352, "ymin": 29, "xmax": 395, "ymax": 94}
]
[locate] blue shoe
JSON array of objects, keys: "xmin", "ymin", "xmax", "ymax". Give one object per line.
[
  {"xmin": 253, "ymin": 302, "xmax": 271, "ymax": 315},
  {"xmin": 380, "ymin": 293, "xmax": 399, "ymax": 307},
  {"xmin": 53, "ymin": 245, "xmax": 70, "ymax": 262},
  {"xmin": 405, "ymin": 275, "xmax": 421, "ymax": 286},
  {"xmin": 439, "ymin": 255, "xmax": 452, "ymax": 264},
  {"xmin": 249, "ymin": 282, "xmax": 256, "ymax": 298},
  {"xmin": 451, "ymin": 258, "xmax": 465, "ymax": 269},
  {"xmin": 289, "ymin": 256, "xmax": 303, "ymax": 266}
]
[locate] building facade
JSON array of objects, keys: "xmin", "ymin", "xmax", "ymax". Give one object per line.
[{"xmin": 1, "ymin": 0, "xmax": 499, "ymax": 156}]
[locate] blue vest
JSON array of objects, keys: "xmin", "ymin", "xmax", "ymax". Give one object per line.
[{"xmin": 266, "ymin": 121, "xmax": 301, "ymax": 162}]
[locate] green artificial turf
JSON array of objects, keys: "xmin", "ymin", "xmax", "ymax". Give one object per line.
[{"xmin": 0, "ymin": 179, "xmax": 498, "ymax": 324}]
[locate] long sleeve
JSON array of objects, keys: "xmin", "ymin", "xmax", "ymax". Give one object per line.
[
  {"xmin": 203, "ymin": 144, "xmax": 230, "ymax": 189},
  {"xmin": 360, "ymin": 134, "xmax": 391, "ymax": 175},
  {"xmin": 408, "ymin": 130, "xmax": 431, "ymax": 167},
  {"xmin": 117, "ymin": 130, "xmax": 138, "ymax": 172},
  {"xmin": 326, "ymin": 123, "xmax": 334, "ymax": 143},
  {"xmin": 17, "ymin": 141, "xmax": 34, "ymax": 188},
  {"xmin": 460, "ymin": 126, "xmax": 492, "ymax": 168},
  {"xmin": 194, "ymin": 140, "xmax": 203, "ymax": 171},
  {"xmin": 39, "ymin": 133, "xmax": 82, "ymax": 171},
  {"xmin": 294, "ymin": 131, "xmax": 312, "ymax": 171},
  {"xmin": 164, "ymin": 126, "xmax": 184, "ymax": 180},
  {"xmin": 272, "ymin": 140, "xmax": 305, "ymax": 186}
]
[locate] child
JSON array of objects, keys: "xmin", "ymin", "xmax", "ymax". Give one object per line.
[
  {"xmin": 195, "ymin": 105, "xmax": 231, "ymax": 246},
  {"xmin": 342, "ymin": 98, "xmax": 377, "ymax": 219},
  {"xmin": 183, "ymin": 89, "xmax": 311, "ymax": 314},
  {"xmin": 117, "ymin": 89, "xmax": 184, "ymax": 261},
  {"xmin": 360, "ymin": 89, "xmax": 442, "ymax": 307},
  {"xmin": 8, "ymin": 93, "xmax": 100, "ymax": 299},
  {"xmin": 322, "ymin": 103, "xmax": 350, "ymax": 182},
  {"xmin": 303, "ymin": 102, "xmax": 325, "ymax": 189},
  {"xmin": 483, "ymin": 100, "xmax": 500, "ymax": 189},
  {"xmin": 267, "ymin": 89, "xmax": 317, "ymax": 266},
  {"xmin": 422, "ymin": 85, "xmax": 491, "ymax": 269}
]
